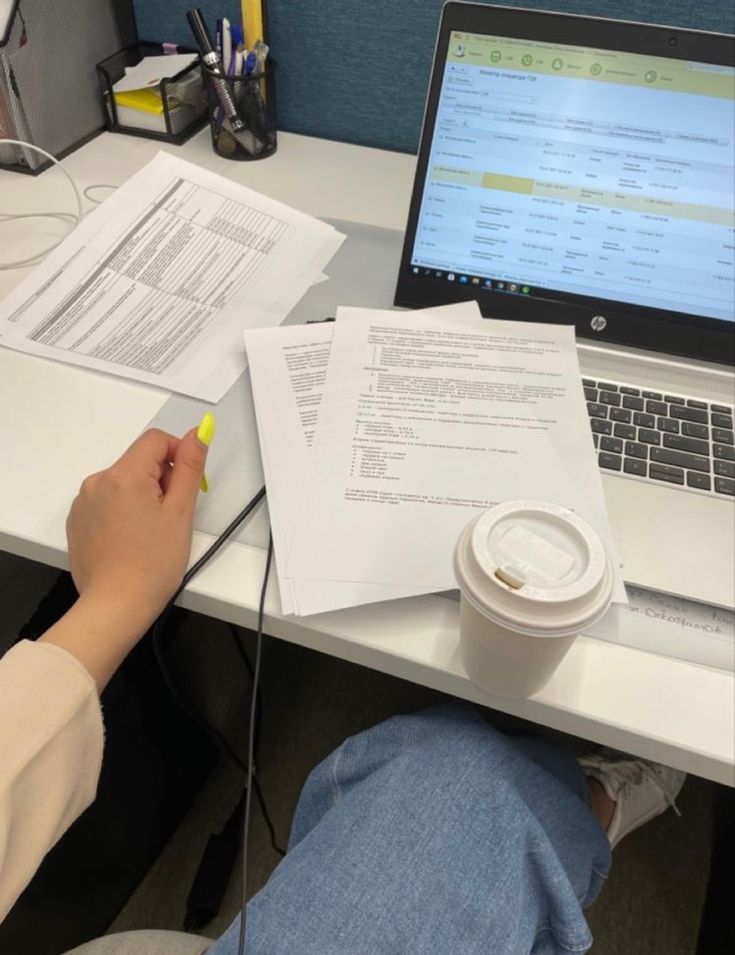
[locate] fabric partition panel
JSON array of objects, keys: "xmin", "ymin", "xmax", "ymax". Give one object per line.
[{"xmin": 132, "ymin": 0, "xmax": 733, "ymax": 153}]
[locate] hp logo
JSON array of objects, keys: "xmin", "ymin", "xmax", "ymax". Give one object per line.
[{"xmin": 590, "ymin": 315, "xmax": 607, "ymax": 332}]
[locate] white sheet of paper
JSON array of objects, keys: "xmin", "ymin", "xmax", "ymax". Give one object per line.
[
  {"xmin": 286, "ymin": 308, "xmax": 625, "ymax": 613},
  {"xmin": 246, "ymin": 303, "xmax": 483, "ymax": 615},
  {"xmin": 0, "ymin": 153, "xmax": 344, "ymax": 401},
  {"xmin": 114, "ymin": 54, "xmax": 199, "ymax": 92}
]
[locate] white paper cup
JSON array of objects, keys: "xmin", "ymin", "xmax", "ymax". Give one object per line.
[{"xmin": 453, "ymin": 500, "xmax": 615, "ymax": 698}]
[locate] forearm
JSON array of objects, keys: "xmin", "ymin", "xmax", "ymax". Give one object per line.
[{"xmin": 39, "ymin": 590, "xmax": 158, "ymax": 693}]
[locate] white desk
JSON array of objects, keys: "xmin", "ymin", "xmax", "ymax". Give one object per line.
[{"xmin": 1, "ymin": 130, "xmax": 733, "ymax": 786}]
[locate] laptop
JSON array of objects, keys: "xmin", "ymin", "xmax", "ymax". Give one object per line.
[{"xmin": 394, "ymin": 2, "xmax": 735, "ymax": 608}]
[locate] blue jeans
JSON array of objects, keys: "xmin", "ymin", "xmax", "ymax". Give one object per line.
[{"xmin": 209, "ymin": 702, "xmax": 611, "ymax": 954}]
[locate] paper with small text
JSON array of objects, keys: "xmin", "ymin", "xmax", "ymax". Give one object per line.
[
  {"xmin": 285, "ymin": 307, "xmax": 625, "ymax": 614},
  {"xmin": 0, "ymin": 153, "xmax": 344, "ymax": 401}
]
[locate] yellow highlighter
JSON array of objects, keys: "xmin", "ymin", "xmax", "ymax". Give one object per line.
[
  {"xmin": 242, "ymin": 0, "xmax": 265, "ymax": 51},
  {"xmin": 197, "ymin": 412, "xmax": 216, "ymax": 492}
]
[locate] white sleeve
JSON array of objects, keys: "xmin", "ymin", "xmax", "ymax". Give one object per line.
[{"xmin": 0, "ymin": 639, "xmax": 104, "ymax": 923}]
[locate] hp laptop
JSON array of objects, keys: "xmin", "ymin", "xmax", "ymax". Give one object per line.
[{"xmin": 395, "ymin": 2, "xmax": 735, "ymax": 608}]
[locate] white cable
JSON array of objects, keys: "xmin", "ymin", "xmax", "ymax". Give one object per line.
[
  {"xmin": 0, "ymin": 139, "xmax": 88, "ymax": 269},
  {"xmin": 0, "ymin": 212, "xmax": 77, "ymax": 224},
  {"xmin": 83, "ymin": 183, "xmax": 117, "ymax": 205}
]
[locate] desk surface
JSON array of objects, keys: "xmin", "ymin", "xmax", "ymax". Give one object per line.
[{"xmin": 1, "ymin": 130, "xmax": 733, "ymax": 786}]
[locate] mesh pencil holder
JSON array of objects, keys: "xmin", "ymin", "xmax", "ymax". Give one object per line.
[
  {"xmin": 203, "ymin": 63, "xmax": 277, "ymax": 161},
  {"xmin": 97, "ymin": 42, "xmax": 207, "ymax": 144}
]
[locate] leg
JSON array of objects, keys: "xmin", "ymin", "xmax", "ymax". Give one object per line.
[{"xmin": 210, "ymin": 702, "xmax": 611, "ymax": 955}]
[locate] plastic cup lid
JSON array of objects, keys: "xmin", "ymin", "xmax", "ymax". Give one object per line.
[{"xmin": 453, "ymin": 500, "xmax": 614, "ymax": 637}]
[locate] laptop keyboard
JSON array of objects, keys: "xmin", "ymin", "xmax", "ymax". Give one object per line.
[{"xmin": 583, "ymin": 378, "xmax": 735, "ymax": 498}]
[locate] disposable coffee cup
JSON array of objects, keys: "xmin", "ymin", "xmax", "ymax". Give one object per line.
[{"xmin": 453, "ymin": 500, "xmax": 615, "ymax": 698}]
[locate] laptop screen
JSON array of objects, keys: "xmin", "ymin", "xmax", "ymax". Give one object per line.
[{"xmin": 395, "ymin": 4, "xmax": 735, "ymax": 364}]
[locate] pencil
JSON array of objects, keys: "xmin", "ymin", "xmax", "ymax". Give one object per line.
[{"xmin": 242, "ymin": 0, "xmax": 265, "ymax": 52}]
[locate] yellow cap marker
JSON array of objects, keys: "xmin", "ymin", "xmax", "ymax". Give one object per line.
[{"xmin": 197, "ymin": 412, "xmax": 215, "ymax": 492}]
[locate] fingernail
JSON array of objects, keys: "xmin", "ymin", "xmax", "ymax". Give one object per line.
[
  {"xmin": 197, "ymin": 412, "xmax": 215, "ymax": 447},
  {"xmin": 196, "ymin": 414, "xmax": 214, "ymax": 493}
]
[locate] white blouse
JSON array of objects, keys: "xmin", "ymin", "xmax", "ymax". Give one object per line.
[{"xmin": 0, "ymin": 640, "xmax": 103, "ymax": 922}]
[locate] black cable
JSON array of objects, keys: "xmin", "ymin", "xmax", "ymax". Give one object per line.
[
  {"xmin": 227, "ymin": 621, "xmax": 286, "ymax": 857},
  {"xmin": 148, "ymin": 487, "xmax": 285, "ymax": 935},
  {"xmin": 238, "ymin": 533, "xmax": 274, "ymax": 955},
  {"xmin": 253, "ymin": 773, "xmax": 285, "ymax": 858},
  {"xmin": 177, "ymin": 486, "xmax": 266, "ymax": 597},
  {"xmin": 228, "ymin": 622, "xmax": 256, "ymax": 681},
  {"xmin": 227, "ymin": 623, "xmax": 262, "ymax": 756},
  {"xmin": 151, "ymin": 485, "xmax": 266, "ymax": 775}
]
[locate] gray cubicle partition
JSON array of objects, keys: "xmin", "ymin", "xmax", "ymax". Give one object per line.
[
  {"xmin": 133, "ymin": 0, "xmax": 731, "ymax": 153},
  {"xmin": 0, "ymin": 0, "xmax": 136, "ymax": 171}
]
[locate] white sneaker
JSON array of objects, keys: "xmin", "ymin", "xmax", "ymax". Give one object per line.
[{"xmin": 578, "ymin": 751, "xmax": 686, "ymax": 849}]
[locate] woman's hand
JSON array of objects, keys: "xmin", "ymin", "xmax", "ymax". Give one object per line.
[
  {"xmin": 67, "ymin": 426, "xmax": 209, "ymax": 622},
  {"xmin": 40, "ymin": 420, "xmax": 212, "ymax": 690}
]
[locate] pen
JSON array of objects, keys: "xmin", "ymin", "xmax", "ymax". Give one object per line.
[
  {"xmin": 253, "ymin": 40, "xmax": 268, "ymax": 74},
  {"xmin": 235, "ymin": 44, "xmax": 246, "ymax": 77},
  {"xmin": 229, "ymin": 23, "xmax": 244, "ymax": 76},
  {"xmin": 215, "ymin": 18, "xmax": 223, "ymax": 60},
  {"xmin": 214, "ymin": 18, "xmax": 225, "ymax": 130},
  {"xmin": 186, "ymin": 8, "xmax": 253, "ymax": 148},
  {"xmin": 221, "ymin": 17, "xmax": 232, "ymax": 78}
]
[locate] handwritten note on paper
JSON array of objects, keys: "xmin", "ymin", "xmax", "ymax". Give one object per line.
[{"xmin": 585, "ymin": 586, "xmax": 735, "ymax": 672}]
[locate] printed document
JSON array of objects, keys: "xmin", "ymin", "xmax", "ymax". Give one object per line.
[
  {"xmin": 245, "ymin": 303, "xmax": 482, "ymax": 614},
  {"xmin": 286, "ymin": 308, "xmax": 625, "ymax": 613},
  {"xmin": 0, "ymin": 153, "xmax": 344, "ymax": 401}
]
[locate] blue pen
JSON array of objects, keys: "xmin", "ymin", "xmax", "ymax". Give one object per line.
[{"xmin": 245, "ymin": 49, "xmax": 257, "ymax": 75}]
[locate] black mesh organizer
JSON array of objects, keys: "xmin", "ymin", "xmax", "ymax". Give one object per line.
[
  {"xmin": 203, "ymin": 62, "xmax": 277, "ymax": 161},
  {"xmin": 97, "ymin": 42, "xmax": 208, "ymax": 144}
]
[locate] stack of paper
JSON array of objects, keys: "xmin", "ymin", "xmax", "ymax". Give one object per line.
[
  {"xmin": 246, "ymin": 303, "xmax": 625, "ymax": 616},
  {"xmin": 0, "ymin": 153, "xmax": 345, "ymax": 402},
  {"xmin": 115, "ymin": 54, "xmax": 200, "ymax": 94},
  {"xmin": 112, "ymin": 55, "xmax": 202, "ymax": 132}
]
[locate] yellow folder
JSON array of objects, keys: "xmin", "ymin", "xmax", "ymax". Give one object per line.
[{"xmin": 113, "ymin": 88, "xmax": 164, "ymax": 115}]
